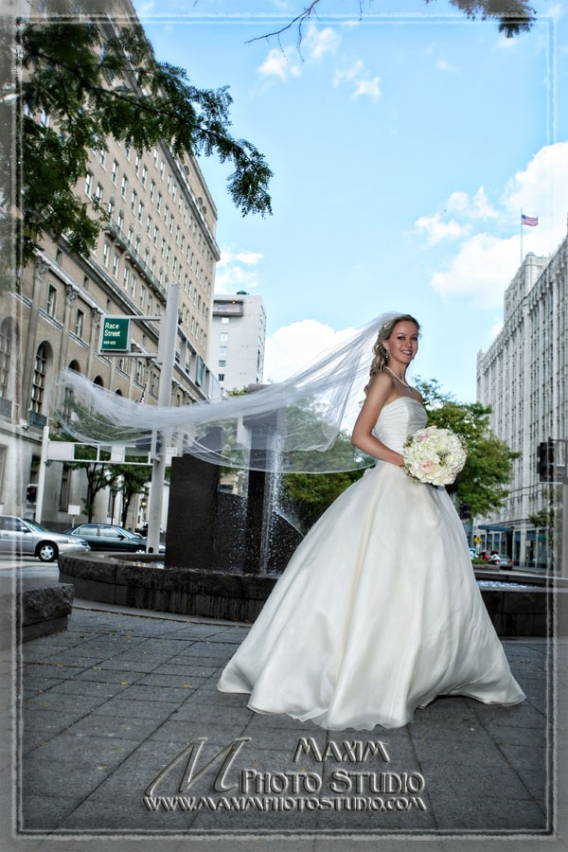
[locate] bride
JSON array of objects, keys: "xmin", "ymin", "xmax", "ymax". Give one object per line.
[{"xmin": 217, "ymin": 314, "xmax": 525, "ymax": 730}]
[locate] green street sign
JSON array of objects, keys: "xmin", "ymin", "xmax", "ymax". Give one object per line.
[{"xmin": 100, "ymin": 316, "xmax": 130, "ymax": 352}]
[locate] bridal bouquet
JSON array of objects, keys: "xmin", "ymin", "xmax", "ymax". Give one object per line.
[{"xmin": 403, "ymin": 426, "xmax": 467, "ymax": 486}]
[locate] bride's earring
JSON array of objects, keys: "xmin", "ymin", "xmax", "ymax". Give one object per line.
[{"xmin": 384, "ymin": 349, "xmax": 389, "ymax": 362}]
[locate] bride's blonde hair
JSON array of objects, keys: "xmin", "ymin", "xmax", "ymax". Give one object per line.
[{"xmin": 363, "ymin": 314, "xmax": 421, "ymax": 395}]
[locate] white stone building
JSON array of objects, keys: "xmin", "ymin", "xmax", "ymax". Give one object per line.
[
  {"xmin": 211, "ymin": 293, "xmax": 267, "ymax": 393},
  {"xmin": 476, "ymin": 235, "xmax": 568, "ymax": 569},
  {"xmin": 0, "ymin": 0, "xmax": 221, "ymax": 528}
]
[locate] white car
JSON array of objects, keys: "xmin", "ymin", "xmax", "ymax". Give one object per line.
[{"xmin": 0, "ymin": 516, "xmax": 90, "ymax": 562}]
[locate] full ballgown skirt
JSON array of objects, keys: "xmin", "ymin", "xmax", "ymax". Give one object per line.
[{"xmin": 217, "ymin": 397, "xmax": 525, "ymax": 730}]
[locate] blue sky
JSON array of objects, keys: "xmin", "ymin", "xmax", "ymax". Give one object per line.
[{"xmin": 134, "ymin": 0, "xmax": 567, "ymax": 401}]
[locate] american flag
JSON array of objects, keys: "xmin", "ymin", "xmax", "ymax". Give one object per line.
[{"xmin": 521, "ymin": 214, "xmax": 539, "ymax": 227}]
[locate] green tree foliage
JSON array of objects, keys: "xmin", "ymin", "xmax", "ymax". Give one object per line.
[
  {"xmin": 111, "ymin": 458, "xmax": 152, "ymax": 527},
  {"xmin": 7, "ymin": 0, "xmax": 272, "ymax": 270},
  {"xmin": 415, "ymin": 377, "xmax": 519, "ymax": 519},
  {"xmin": 280, "ymin": 379, "xmax": 519, "ymax": 531},
  {"xmin": 253, "ymin": 0, "xmax": 535, "ymax": 45}
]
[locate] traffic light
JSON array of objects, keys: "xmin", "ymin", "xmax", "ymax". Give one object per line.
[
  {"xmin": 537, "ymin": 440, "xmax": 555, "ymax": 482},
  {"xmin": 26, "ymin": 484, "xmax": 37, "ymax": 503}
]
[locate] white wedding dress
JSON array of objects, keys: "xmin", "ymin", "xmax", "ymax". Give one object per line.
[{"xmin": 217, "ymin": 395, "xmax": 525, "ymax": 730}]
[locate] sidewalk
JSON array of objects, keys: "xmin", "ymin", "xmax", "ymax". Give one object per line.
[{"xmin": 18, "ymin": 598, "xmax": 554, "ymax": 845}]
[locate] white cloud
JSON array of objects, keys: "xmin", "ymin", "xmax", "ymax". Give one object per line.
[
  {"xmin": 415, "ymin": 214, "xmax": 471, "ymax": 245},
  {"xmin": 436, "ymin": 59, "xmax": 457, "ymax": 71},
  {"xmin": 491, "ymin": 318, "xmax": 504, "ymax": 339},
  {"xmin": 446, "ymin": 187, "xmax": 498, "ymax": 219},
  {"xmin": 333, "ymin": 60, "xmax": 364, "ymax": 85},
  {"xmin": 215, "ymin": 247, "xmax": 264, "ymax": 293},
  {"xmin": 264, "ymin": 320, "xmax": 355, "ymax": 383},
  {"xmin": 258, "ymin": 47, "xmax": 302, "ymax": 81},
  {"xmin": 304, "ymin": 25, "xmax": 340, "ymax": 60},
  {"xmin": 421, "ymin": 144, "xmax": 568, "ymax": 308},
  {"xmin": 218, "ymin": 249, "xmax": 264, "ymax": 267},
  {"xmin": 501, "ymin": 141, "xmax": 568, "ymax": 251},
  {"xmin": 430, "ymin": 232, "xmax": 520, "ymax": 308},
  {"xmin": 351, "ymin": 77, "xmax": 381, "ymax": 101}
]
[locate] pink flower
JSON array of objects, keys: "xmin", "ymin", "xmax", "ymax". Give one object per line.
[{"xmin": 421, "ymin": 460, "xmax": 434, "ymax": 472}]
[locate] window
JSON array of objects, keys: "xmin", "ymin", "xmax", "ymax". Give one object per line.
[
  {"xmin": 164, "ymin": 205, "xmax": 169, "ymax": 225},
  {"xmin": 74, "ymin": 309, "xmax": 84, "ymax": 337},
  {"xmin": 0, "ymin": 446, "xmax": 5, "ymax": 499},
  {"xmin": 124, "ymin": 141, "xmax": 131, "ymax": 160},
  {"xmin": 153, "ymin": 226, "xmax": 159, "ymax": 246},
  {"xmin": 55, "ymin": 248, "xmax": 63, "ymax": 264},
  {"xmin": 108, "ymin": 196, "xmax": 115, "ymax": 216},
  {"xmin": 121, "ymin": 174, "xmax": 128, "ymax": 197},
  {"xmin": 172, "ymin": 185, "xmax": 177, "ymax": 202},
  {"xmin": 131, "ymin": 189, "xmax": 137, "ymax": 211},
  {"xmin": 147, "ymin": 292, "xmax": 153, "ymax": 314},
  {"xmin": 140, "ymin": 286, "xmax": 146, "ymax": 309},
  {"xmin": 111, "ymin": 159, "xmax": 119, "ymax": 183},
  {"xmin": 85, "ymin": 172, "xmax": 93, "ymax": 197},
  {"xmin": 156, "ymin": 192, "xmax": 162, "ymax": 212},
  {"xmin": 131, "ymin": 275, "xmax": 137, "ymax": 298},
  {"xmin": 218, "ymin": 360, "xmax": 226, "ymax": 368},
  {"xmin": 153, "ymin": 147, "xmax": 158, "ymax": 167},
  {"xmin": 102, "ymin": 242, "xmax": 110, "ymax": 267},
  {"xmin": 46, "ymin": 284, "xmax": 57, "ymax": 317},
  {"xmin": 221, "ymin": 317, "xmax": 229, "ymax": 324},
  {"xmin": 117, "ymin": 210, "xmax": 124, "ymax": 231},
  {"xmin": 172, "ymin": 257, "xmax": 178, "ymax": 275},
  {"xmin": 146, "ymin": 214, "xmax": 152, "ymax": 235},
  {"xmin": 135, "ymin": 360, "xmax": 146, "ymax": 385},
  {"xmin": 112, "ymin": 253, "xmax": 120, "ymax": 277},
  {"xmin": 175, "ymin": 225, "xmax": 180, "ymax": 245},
  {"xmin": 135, "ymin": 152, "xmax": 140, "ymax": 175},
  {"xmin": 167, "ymin": 174, "xmax": 172, "ymax": 193},
  {"xmin": 99, "ymin": 148, "xmax": 107, "ymax": 167},
  {"xmin": 83, "ymin": 275, "xmax": 89, "ymax": 291},
  {"xmin": 219, "ymin": 346, "xmax": 227, "ymax": 356},
  {"xmin": 160, "ymin": 160, "xmax": 165, "ymax": 179},
  {"xmin": 0, "ymin": 320, "xmax": 12, "ymax": 400},
  {"xmin": 160, "ymin": 237, "xmax": 166, "ymax": 257},
  {"xmin": 95, "ymin": 183, "xmax": 103, "ymax": 203},
  {"xmin": 123, "ymin": 267, "xmax": 129, "ymax": 289},
  {"xmin": 138, "ymin": 201, "xmax": 144, "ymax": 222},
  {"xmin": 141, "ymin": 165, "xmax": 147, "ymax": 187},
  {"xmin": 31, "ymin": 344, "xmax": 47, "ymax": 414},
  {"xmin": 166, "ymin": 245, "xmax": 171, "ymax": 263},
  {"xmin": 220, "ymin": 332, "xmax": 228, "ymax": 342},
  {"xmin": 150, "ymin": 179, "xmax": 155, "ymax": 201},
  {"xmin": 218, "ymin": 373, "xmax": 225, "ymax": 382}
]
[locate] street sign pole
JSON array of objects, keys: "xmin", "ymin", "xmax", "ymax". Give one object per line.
[
  {"xmin": 34, "ymin": 425, "xmax": 50, "ymax": 524},
  {"xmin": 146, "ymin": 283, "xmax": 179, "ymax": 554}
]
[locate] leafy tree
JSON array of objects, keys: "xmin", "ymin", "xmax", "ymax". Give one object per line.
[
  {"xmin": 415, "ymin": 377, "xmax": 519, "ymax": 519},
  {"xmin": 49, "ymin": 430, "xmax": 119, "ymax": 522},
  {"xmin": 111, "ymin": 457, "xmax": 152, "ymax": 527},
  {"xmin": 250, "ymin": 0, "xmax": 535, "ymax": 46},
  {"xmin": 4, "ymin": 0, "xmax": 272, "ymax": 271}
]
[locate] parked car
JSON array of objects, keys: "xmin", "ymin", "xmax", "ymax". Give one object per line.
[
  {"xmin": 479, "ymin": 550, "xmax": 499, "ymax": 561},
  {"xmin": 63, "ymin": 523, "xmax": 165, "ymax": 553},
  {"xmin": 469, "ymin": 547, "xmax": 477, "ymax": 559},
  {"xmin": 488, "ymin": 553, "xmax": 513, "ymax": 567},
  {"xmin": 0, "ymin": 515, "xmax": 90, "ymax": 562}
]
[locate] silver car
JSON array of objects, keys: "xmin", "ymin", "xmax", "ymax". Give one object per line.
[{"xmin": 0, "ymin": 516, "xmax": 90, "ymax": 562}]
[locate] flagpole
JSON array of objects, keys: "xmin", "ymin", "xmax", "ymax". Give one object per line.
[{"xmin": 520, "ymin": 208, "xmax": 523, "ymax": 265}]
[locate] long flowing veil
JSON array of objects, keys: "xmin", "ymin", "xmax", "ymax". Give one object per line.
[{"xmin": 54, "ymin": 311, "xmax": 404, "ymax": 473}]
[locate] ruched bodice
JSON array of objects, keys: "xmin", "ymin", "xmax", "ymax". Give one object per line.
[
  {"xmin": 218, "ymin": 391, "xmax": 525, "ymax": 730},
  {"xmin": 373, "ymin": 395, "xmax": 427, "ymax": 454}
]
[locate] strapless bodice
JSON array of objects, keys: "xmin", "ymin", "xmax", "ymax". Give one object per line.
[{"xmin": 372, "ymin": 396, "xmax": 427, "ymax": 454}]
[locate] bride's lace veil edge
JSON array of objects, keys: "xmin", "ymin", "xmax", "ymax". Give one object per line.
[{"xmin": 53, "ymin": 310, "xmax": 405, "ymax": 474}]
